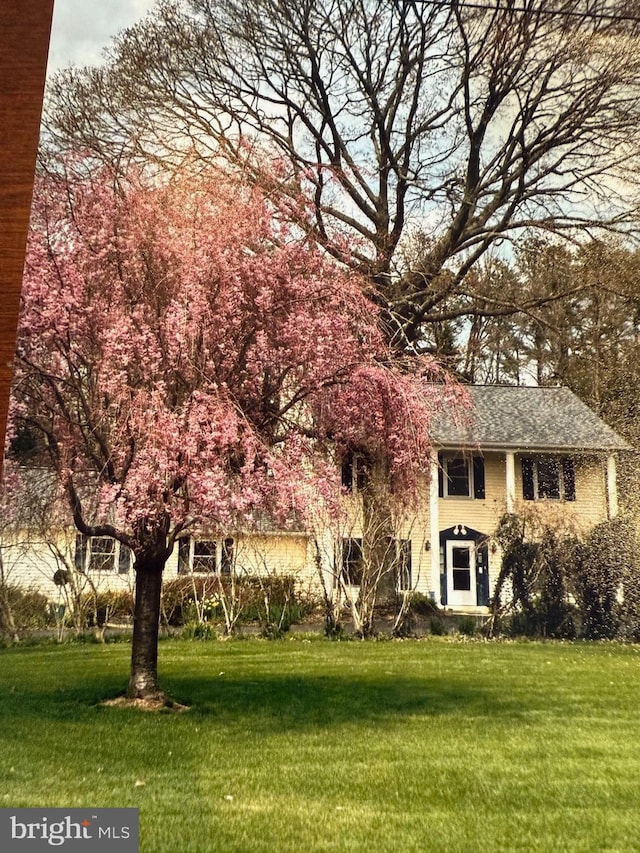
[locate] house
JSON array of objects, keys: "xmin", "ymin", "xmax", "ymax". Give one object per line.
[
  {"xmin": 1, "ymin": 386, "xmax": 632, "ymax": 617},
  {"xmin": 426, "ymin": 385, "xmax": 630, "ymax": 611}
]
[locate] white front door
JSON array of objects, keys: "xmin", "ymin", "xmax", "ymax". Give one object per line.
[{"xmin": 446, "ymin": 540, "xmax": 476, "ymax": 607}]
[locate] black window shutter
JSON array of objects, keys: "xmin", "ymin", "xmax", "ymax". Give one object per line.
[
  {"xmin": 341, "ymin": 454, "xmax": 354, "ymax": 492},
  {"xmin": 438, "ymin": 452, "xmax": 444, "ymax": 498},
  {"xmin": 522, "ymin": 457, "xmax": 535, "ymax": 500},
  {"xmin": 440, "ymin": 571, "xmax": 447, "ymax": 606},
  {"xmin": 473, "ymin": 456, "xmax": 485, "ymax": 499},
  {"xmin": 562, "ymin": 457, "xmax": 576, "ymax": 501},
  {"xmin": 177, "ymin": 538, "xmax": 190, "ymax": 574},
  {"xmin": 118, "ymin": 544, "xmax": 132, "ymax": 574},
  {"xmin": 356, "ymin": 456, "xmax": 368, "ymax": 492},
  {"xmin": 74, "ymin": 533, "xmax": 87, "ymax": 571},
  {"xmin": 475, "ymin": 543, "xmax": 490, "ymax": 606}
]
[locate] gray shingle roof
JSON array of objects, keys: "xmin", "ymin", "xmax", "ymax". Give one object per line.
[{"xmin": 432, "ymin": 385, "xmax": 631, "ymax": 452}]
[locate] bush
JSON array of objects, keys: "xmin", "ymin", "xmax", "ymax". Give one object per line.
[
  {"xmin": 429, "ymin": 617, "xmax": 447, "ymax": 636},
  {"xmin": 161, "ymin": 577, "xmax": 219, "ymax": 627},
  {"xmin": 161, "ymin": 574, "xmax": 314, "ymax": 634},
  {"xmin": 1, "ymin": 585, "xmax": 53, "ymax": 632},
  {"xmin": 571, "ymin": 516, "xmax": 637, "ymax": 640},
  {"xmin": 82, "ymin": 590, "xmax": 134, "ymax": 627},
  {"xmin": 457, "ymin": 616, "xmax": 476, "ymax": 637},
  {"xmin": 492, "ymin": 512, "xmax": 640, "ymax": 640},
  {"xmin": 242, "ymin": 577, "xmax": 315, "ymax": 634},
  {"xmin": 182, "ymin": 622, "xmax": 216, "ymax": 640},
  {"xmin": 409, "ymin": 592, "xmax": 439, "ymax": 617}
]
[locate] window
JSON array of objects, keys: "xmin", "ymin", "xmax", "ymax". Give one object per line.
[
  {"xmin": 339, "ymin": 538, "xmax": 411, "ymax": 589},
  {"xmin": 341, "ymin": 538, "xmax": 364, "ymax": 585},
  {"xmin": 341, "ymin": 451, "xmax": 368, "ymax": 493},
  {"xmin": 522, "ymin": 457, "xmax": 575, "ymax": 501},
  {"xmin": 90, "ymin": 537, "xmax": 115, "ymax": 572},
  {"xmin": 446, "ymin": 456, "xmax": 471, "ymax": 496},
  {"xmin": 177, "ymin": 536, "xmax": 235, "ymax": 574},
  {"xmin": 74, "ymin": 534, "xmax": 116, "ymax": 572},
  {"xmin": 192, "ymin": 540, "xmax": 217, "ymax": 573},
  {"xmin": 396, "ymin": 540, "xmax": 412, "ymax": 591},
  {"xmin": 438, "ymin": 453, "xmax": 485, "ymax": 499},
  {"xmin": 451, "ymin": 545, "xmax": 472, "ymax": 591}
]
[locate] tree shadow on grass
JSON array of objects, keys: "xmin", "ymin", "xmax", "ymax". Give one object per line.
[
  {"xmin": 0, "ymin": 671, "xmax": 540, "ymax": 731},
  {"xmin": 163, "ymin": 671, "xmax": 544, "ymax": 731}
]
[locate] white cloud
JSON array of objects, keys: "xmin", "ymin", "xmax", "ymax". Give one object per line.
[{"xmin": 47, "ymin": 0, "xmax": 157, "ymax": 75}]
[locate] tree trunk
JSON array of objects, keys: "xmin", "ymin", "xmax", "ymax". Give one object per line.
[
  {"xmin": 0, "ymin": 586, "xmax": 19, "ymax": 644},
  {"xmin": 362, "ymin": 468, "xmax": 397, "ymax": 606},
  {"xmin": 351, "ymin": 463, "xmax": 397, "ymax": 638},
  {"xmin": 0, "ymin": 553, "xmax": 19, "ymax": 644},
  {"xmin": 128, "ymin": 555, "xmax": 165, "ymax": 699}
]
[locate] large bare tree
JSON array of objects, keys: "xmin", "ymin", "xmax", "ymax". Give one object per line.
[{"xmin": 46, "ymin": 0, "xmax": 640, "ymax": 350}]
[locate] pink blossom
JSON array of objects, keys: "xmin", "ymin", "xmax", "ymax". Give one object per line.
[{"xmin": 14, "ymin": 159, "xmax": 463, "ymax": 547}]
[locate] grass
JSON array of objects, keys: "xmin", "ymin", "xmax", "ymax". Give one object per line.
[{"xmin": 2, "ymin": 637, "xmax": 640, "ymax": 852}]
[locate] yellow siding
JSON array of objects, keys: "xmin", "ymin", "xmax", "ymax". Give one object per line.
[
  {"xmin": 1, "ymin": 530, "xmax": 135, "ymax": 598},
  {"xmin": 235, "ymin": 534, "xmax": 311, "ymax": 581},
  {"xmin": 1, "ymin": 538, "xmax": 63, "ymax": 598},
  {"xmin": 438, "ymin": 452, "xmax": 507, "ymax": 536},
  {"xmin": 163, "ymin": 532, "xmax": 313, "ymax": 586},
  {"xmin": 425, "ymin": 451, "xmax": 611, "ymax": 610},
  {"xmin": 2, "ymin": 452, "xmax": 615, "ymax": 611},
  {"xmin": 512, "ymin": 454, "xmax": 608, "ymax": 537}
]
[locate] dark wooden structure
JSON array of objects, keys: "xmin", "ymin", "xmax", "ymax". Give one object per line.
[{"xmin": 0, "ymin": 1, "xmax": 55, "ymax": 474}]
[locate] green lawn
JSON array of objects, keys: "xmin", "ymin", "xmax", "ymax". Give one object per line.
[{"xmin": 2, "ymin": 637, "xmax": 640, "ymax": 852}]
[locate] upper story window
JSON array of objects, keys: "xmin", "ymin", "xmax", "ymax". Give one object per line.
[
  {"xmin": 522, "ymin": 456, "xmax": 575, "ymax": 501},
  {"xmin": 341, "ymin": 451, "xmax": 369, "ymax": 494},
  {"xmin": 438, "ymin": 453, "xmax": 485, "ymax": 499}
]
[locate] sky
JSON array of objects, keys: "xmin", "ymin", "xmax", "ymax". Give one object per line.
[{"xmin": 47, "ymin": 0, "xmax": 157, "ymax": 75}]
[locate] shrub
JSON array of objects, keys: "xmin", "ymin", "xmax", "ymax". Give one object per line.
[
  {"xmin": 161, "ymin": 576, "xmax": 220, "ymax": 627},
  {"xmin": 82, "ymin": 590, "xmax": 134, "ymax": 627},
  {"xmin": 492, "ymin": 512, "xmax": 640, "ymax": 640},
  {"xmin": 571, "ymin": 516, "xmax": 637, "ymax": 640},
  {"xmin": 429, "ymin": 617, "xmax": 447, "ymax": 636},
  {"xmin": 161, "ymin": 574, "xmax": 313, "ymax": 635},
  {"xmin": 492, "ymin": 513, "xmax": 578, "ymax": 639},
  {"xmin": 2, "ymin": 585, "xmax": 52, "ymax": 632},
  {"xmin": 182, "ymin": 622, "xmax": 215, "ymax": 640},
  {"xmin": 409, "ymin": 592, "xmax": 439, "ymax": 617},
  {"xmin": 242, "ymin": 577, "xmax": 315, "ymax": 634},
  {"xmin": 457, "ymin": 616, "xmax": 476, "ymax": 637}
]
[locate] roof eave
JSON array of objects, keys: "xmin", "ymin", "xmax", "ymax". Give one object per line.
[{"xmin": 435, "ymin": 440, "xmax": 633, "ymax": 453}]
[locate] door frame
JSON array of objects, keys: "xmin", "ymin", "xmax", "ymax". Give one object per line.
[
  {"xmin": 439, "ymin": 525, "xmax": 490, "ymax": 608},
  {"xmin": 445, "ymin": 539, "xmax": 477, "ymax": 607}
]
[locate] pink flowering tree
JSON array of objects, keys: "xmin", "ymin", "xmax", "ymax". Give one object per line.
[{"xmin": 13, "ymin": 159, "xmax": 452, "ymax": 700}]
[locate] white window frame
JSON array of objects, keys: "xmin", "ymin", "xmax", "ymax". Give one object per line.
[
  {"xmin": 88, "ymin": 537, "xmax": 115, "ymax": 572},
  {"xmin": 442, "ymin": 454, "xmax": 474, "ymax": 499},
  {"xmin": 524, "ymin": 456, "xmax": 575, "ymax": 502},
  {"xmin": 75, "ymin": 534, "xmax": 131, "ymax": 574},
  {"xmin": 341, "ymin": 451, "xmax": 368, "ymax": 494},
  {"xmin": 339, "ymin": 537, "xmax": 364, "ymax": 586},
  {"xmin": 192, "ymin": 540, "xmax": 218, "ymax": 573},
  {"xmin": 177, "ymin": 536, "xmax": 235, "ymax": 575}
]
